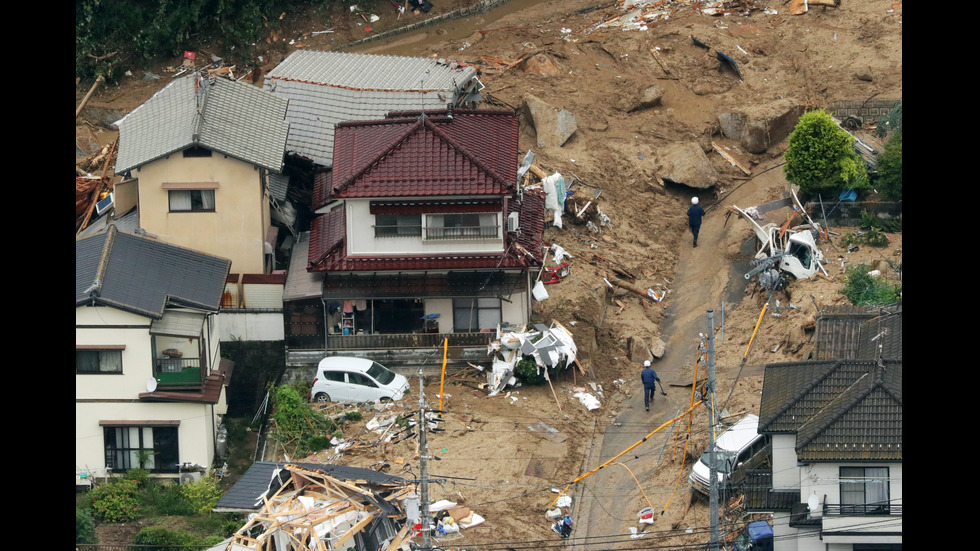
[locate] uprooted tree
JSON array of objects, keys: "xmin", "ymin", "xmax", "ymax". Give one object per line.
[{"xmin": 784, "ymin": 109, "xmax": 868, "ymax": 197}]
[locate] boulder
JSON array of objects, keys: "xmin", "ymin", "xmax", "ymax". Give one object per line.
[
  {"xmin": 717, "ymin": 99, "xmax": 805, "ymax": 154},
  {"xmin": 522, "ymin": 93, "xmax": 578, "ymax": 148},
  {"xmin": 657, "ymin": 142, "xmax": 718, "ymax": 189},
  {"xmin": 522, "ymin": 53, "xmax": 563, "ymax": 77},
  {"xmin": 626, "ymin": 334, "xmax": 666, "ymax": 362}
]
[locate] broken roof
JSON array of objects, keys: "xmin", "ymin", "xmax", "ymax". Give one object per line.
[
  {"xmin": 221, "ymin": 463, "xmax": 410, "ymax": 551},
  {"xmin": 215, "ymin": 461, "xmax": 406, "ymax": 512},
  {"xmin": 114, "ymin": 74, "xmax": 290, "ymax": 174},
  {"xmin": 264, "ymin": 50, "xmax": 480, "ymax": 167},
  {"xmin": 76, "ymin": 225, "xmax": 231, "ymax": 318}
]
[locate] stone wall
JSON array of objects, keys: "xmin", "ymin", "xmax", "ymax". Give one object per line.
[
  {"xmin": 829, "ymin": 99, "xmax": 901, "ymax": 126},
  {"xmin": 804, "ymin": 200, "xmax": 902, "ymax": 228}
]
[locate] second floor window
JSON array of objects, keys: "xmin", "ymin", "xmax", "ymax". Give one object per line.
[
  {"xmin": 76, "ymin": 348, "xmax": 123, "ymax": 374},
  {"xmin": 169, "ymin": 189, "xmax": 215, "ymax": 212},
  {"xmin": 425, "ymin": 213, "xmax": 499, "ymax": 240},
  {"xmin": 375, "ymin": 213, "xmax": 422, "ymax": 237},
  {"xmin": 840, "ymin": 466, "xmax": 890, "ymax": 515}
]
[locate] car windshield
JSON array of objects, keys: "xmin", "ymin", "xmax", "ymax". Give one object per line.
[
  {"xmin": 367, "ymin": 362, "xmax": 396, "ymax": 385},
  {"xmin": 700, "ymin": 449, "xmax": 737, "ymax": 474}
]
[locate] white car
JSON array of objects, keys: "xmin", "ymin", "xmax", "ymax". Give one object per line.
[
  {"xmin": 689, "ymin": 414, "xmax": 769, "ymax": 495},
  {"xmin": 311, "ymin": 357, "xmax": 410, "ymax": 404}
]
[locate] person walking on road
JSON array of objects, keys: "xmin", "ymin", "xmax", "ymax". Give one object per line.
[
  {"xmin": 687, "ymin": 197, "xmax": 706, "ymax": 247},
  {"xmin": 641, "ymin": 360, "xmax": 661, "ymax": 411}
]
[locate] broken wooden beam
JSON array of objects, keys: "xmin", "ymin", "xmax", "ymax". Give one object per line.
[
  {"xmin": 650, "ymin": 48, "xmax": 671, "ymax": 75},
  {"xmin": 711, "ymin": 141, "xmax": 751, "ymax": 175}
]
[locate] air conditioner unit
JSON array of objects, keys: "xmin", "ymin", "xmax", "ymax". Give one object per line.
[
  {"xmin": 179, "ymin": 471, "xmax": 202, "ymax": 485},
  {"xmin": 507, "ymin": 212, "xmax": 520, "ymax": 232},
  {"xmin": 95, "ymin": 192, "xmax": 114, "ymax": 216}
]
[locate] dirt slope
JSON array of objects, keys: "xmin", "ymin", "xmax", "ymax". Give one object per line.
[{"xmin": 76, "ymin": 0, "xmax": 902, "ymax": 547}]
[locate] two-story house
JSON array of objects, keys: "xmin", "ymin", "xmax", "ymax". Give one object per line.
[
  {"xmin": 748, "ymin": 303, "xmax": 902, "ymax": 551},
  {"xmin": 112, "ymin": 72, "xmax": 290, "ymax": 276},
  {"xmin": 282, "ymin": 108, "xmax": 546, "ymax": 370},
  {"xmin": 76, "ymin": 226, "xmax": 232, "ymax": 478}
]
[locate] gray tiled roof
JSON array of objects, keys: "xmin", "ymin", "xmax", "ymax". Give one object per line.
[
  {"xmin": 214, "ymin": 461, "xmax": 405, "ymax": 511},
  {"xmin": 265, "ymin": 50, "xmax": 478, "ymax": 167},
  {"xmin": 76, "ymin": 226, "xmax": 231, "ymax": 318},
  {"xmin": 813, "ymin": 302, "xmax": 901, "ymax": 360},
  {"xmin": 759, "ymin": 359, "xmax": 901, "ymax": 461},
  {"xmin": 114, "ymin": 75, "xmax": 289, "ymax": 174}
]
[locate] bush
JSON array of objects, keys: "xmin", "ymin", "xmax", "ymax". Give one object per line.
[
  {"xmin": 76, "ymin": 507, "xmax": 98, "ymax": 545},
  {"xmin": 875, "ymin": 132, "xmax": 902, "ymax": 201},
  {"xmin": 180, "ymin": 474, "xmax": 225, "ymax": 516},
  {"xmin": 90, "ymin": 479, "xmax": 143, "ymax": 523},
  {"xmin": 272, "ymin": 384, "xmax": 337, "ymax": 457},
  {"xmin": 125, "ymin": 468, "xmax": 151, "ymax": 487},
  {"xmin": 784, "ymin": 109, "xmax": 868, "ymax": 196},
  {"xmin": 146, "ymin": 480, "xmax": 194, "ymax": 516},
  {"xmin": 515, "ymin": 357, "xmax": 551, "ymax": 385},
  {"xmin": 841, "ymin": 265, "xmax": 901, "ymax": 306},
  {"xmin": 132, "ymin": 526, "xmax": 202, "ymax": 551}
]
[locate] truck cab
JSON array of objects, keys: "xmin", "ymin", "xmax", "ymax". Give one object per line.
[{"xmin": 732, "ymin": 520, "xmax": 773, "ymax": 551}]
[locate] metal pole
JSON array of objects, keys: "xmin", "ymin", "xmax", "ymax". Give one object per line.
[
  {"xmin": 418, "ymin": 371, "xmax": 432, "ymax": 550},
  {"xmin": 707, "ymin": 310, "xmax": 720, "ymax": 551},
  {"xmin": 720, "ymin": 301, "xmax": 725, "ymax": 343}
]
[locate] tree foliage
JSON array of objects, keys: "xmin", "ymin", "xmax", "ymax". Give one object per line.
[
  {"xmin": 75, "ymin": 0, "xmax": 287, "ymax": 81},
  {"xmin": 841, "ymin": 265, "xmax": 901, "ymax": 306},
  {"xmin": 784, "ymin": 109, "xmax": 868, "ymax": 196},
  {"xmin": 272, "ymin": 384, "xmax": 338, "ymax": 456},
  {"xmin": 876, "ymin": 102, "xmax": 902, "ymax": 138},
  {"xmin": 875, "ymin": 132, "xmax": 902, "ymax": 201}
]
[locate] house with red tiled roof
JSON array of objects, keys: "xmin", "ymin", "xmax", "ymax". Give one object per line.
[{"xmin": 281, "ymin": 108, "xmax": 546, "ymax": 369}]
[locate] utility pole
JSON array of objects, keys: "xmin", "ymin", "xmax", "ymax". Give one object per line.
[
  {"xmin": 417, "ymin": 370, "xmax": 433, "ymax": 550},
  {"xmin": 706, "ymin": 309, "xmax": 721, "ymax": 551}
]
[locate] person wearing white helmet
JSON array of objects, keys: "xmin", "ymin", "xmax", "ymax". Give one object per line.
[
  {"xmin": 687, "ymin": 196, "xmax": 706, "ymax": 247},
  {"xmin": 641, "ymin": 360, "xmax": 661, "ymax": 411}
]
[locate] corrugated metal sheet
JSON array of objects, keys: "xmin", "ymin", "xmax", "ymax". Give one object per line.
[{"xmin": 150, "ymin": 310, "xmax": 206, "ymax": 337}]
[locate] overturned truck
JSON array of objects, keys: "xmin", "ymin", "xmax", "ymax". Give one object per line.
[{"xmin": 728, "ymin": 190, "xmax": 828, "ymax": 290}]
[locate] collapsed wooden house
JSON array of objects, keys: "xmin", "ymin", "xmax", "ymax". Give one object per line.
[{"xmin": 225, "ymin": 464, "xmax": 412, "ymax": 551}]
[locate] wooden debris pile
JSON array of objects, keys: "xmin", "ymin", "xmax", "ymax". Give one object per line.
[{"xmin": 225, "ymin": 464, "xmax": 412, "ymax": 551}]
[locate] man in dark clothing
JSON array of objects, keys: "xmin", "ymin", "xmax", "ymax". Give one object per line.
[
  {"xmin": 641, "ymin": 360, "xmax": 661, "ymax": 411},
  {"xmin": 687, "ymin": 196, "xmax": 706, "ymax": 247}
]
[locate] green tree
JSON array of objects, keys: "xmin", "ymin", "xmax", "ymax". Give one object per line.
[
  {"xmin": 784, "ymin": 109, "xmax": 868, "ymax": 196},
  {"xmin": 180, "ymin": 474, "xmax": 225, "ymax": 515},
  {"xmin": 876, "ymin": 102, "xmax": 902, "ymax": 138},
  {"xmin": 875, "ymin": 132, "xmax": 902, "ymax": 201},
  {"xmin": 76, "ymin": 507, "xmax": 98, "ymax": 545}
]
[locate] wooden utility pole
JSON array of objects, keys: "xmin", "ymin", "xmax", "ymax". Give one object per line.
[{"xmin": 76, "ymin": 75, "xmax": 105, "ymax": 121}]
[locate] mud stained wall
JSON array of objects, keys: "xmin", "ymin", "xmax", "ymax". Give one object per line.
[{"xmin": 829, "ymin": 99, "xmax": 901, "ymax": 126}]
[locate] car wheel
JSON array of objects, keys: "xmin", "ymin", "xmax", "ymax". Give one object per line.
[
  {"xmin": 379, "ymin": 396, "xmax": 393, "ymax": 403},
  {"xmin": 313, "ymin": 392, "xmax": 331, "ymax": 403}
]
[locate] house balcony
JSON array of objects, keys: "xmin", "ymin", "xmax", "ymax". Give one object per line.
[
  {"xmin": 820, "ymin": 502, "xmax": 902, "ymax": 545},
  {"xmin": 287, "ymin": 331, "xmax": 496, "ymax": 370},
  {"xmin": 154, "ymin": 357, "xmax": 203, "ymax": 388},
  {"xmin": 424, "ymin": 225, "xmax": 500, "ymax": 240}
]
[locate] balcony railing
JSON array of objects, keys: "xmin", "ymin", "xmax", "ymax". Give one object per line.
[
  {"xmin": 154, "ymin": 357, "xmax": 203, "ymax": 387},
  {"xmin": 374, "ymin": 224, "xmax": 422, "ymax": 237},
  {"xmin": 424, "ymin": 225, "xmax": 499, "ymax": 240},
  {"xmin": 325, "ymin": 332, "xmax": 492, "ymax": 350},
  {"xmin": 824, "ymin": 503, "xmax": 900, "ymax": 516}
]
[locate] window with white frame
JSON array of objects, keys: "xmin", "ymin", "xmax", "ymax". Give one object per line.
[
  {"xmin": 840, "ymin": 466, "xmax": 890, "ymax": 515},
  {"xmin": 103, "ymin": 425, "xmax": 179, "ymax": 473},
  {"xmin": 425, "ymin": 213, "xmax": 499, "ymax": 240},
  {"xmin": 169, "ymin": 189, "xmax": 215, "ymax": 212},
  {"xmin": 452, "ymin": 297, "xmax": 501, "ymax": 332},
  {"xmin": 76, "ymin": 347, "xmax": 123, "ymax": 374}
]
